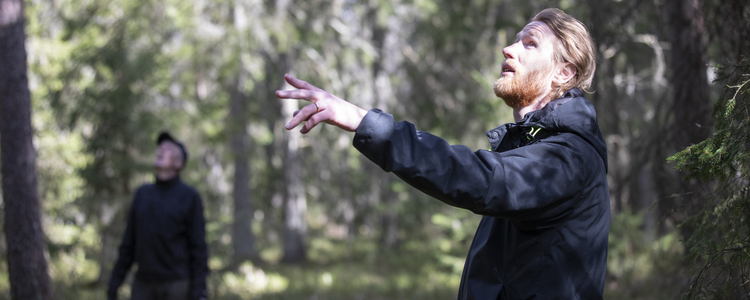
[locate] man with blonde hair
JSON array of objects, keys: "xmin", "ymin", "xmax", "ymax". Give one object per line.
[{"xmin": 277, "ymin": 8, "xmax": 608, "ymax": 299}]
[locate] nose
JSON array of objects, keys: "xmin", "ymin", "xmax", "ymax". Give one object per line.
[{"xmin": 502, "ymin": 43, "xmax": 518, "ymax": 60}]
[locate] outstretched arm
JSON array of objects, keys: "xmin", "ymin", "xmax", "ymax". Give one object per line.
[
  {"xmin": 275, "ymin": 74, "xmax": 368, "ymax": 133},
  {"xmin": 353, "ymin": 110, "xmax": 597, "ymax": 229},
  {"xmin": 276, "ymin": 75, "xmax": 595, "ymax": 228}
]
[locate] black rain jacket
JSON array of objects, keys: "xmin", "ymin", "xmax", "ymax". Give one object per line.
[
  {"xmin": 353, "ymin": 88, "xmax": 609, "ymax": 299},
  {"xmin": 108, "ymin": 176, "xmax": 209, "ymax": 300}
]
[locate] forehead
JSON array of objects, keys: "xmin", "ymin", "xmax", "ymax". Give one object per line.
[
  {"xmin": 515, "ymin": 21, "xmax": 556, "ymax": 41},
  {"xmin": 159, "ymin": 141, "xmax": 180, "ymax": 151}
]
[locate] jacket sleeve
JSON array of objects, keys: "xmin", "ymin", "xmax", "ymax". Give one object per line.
[
  {"xmin": 353, "ymin": 109, "xmax": 594, "ymax": 228},
  {"xmin": 108, "ymin": 194, "xmax": 138, "ymax": 300},
  {"xmin": 187, "ymin": 191, "xmax": 209, "ymax": 300}
]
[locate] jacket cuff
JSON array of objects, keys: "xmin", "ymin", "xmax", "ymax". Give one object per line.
[{"xmin": 353, "ymin": 109, "xmax": 395, "ymax": 150}]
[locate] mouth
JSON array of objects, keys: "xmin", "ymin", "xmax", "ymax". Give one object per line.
[{"xmin": 501, "ymin": 62, "xmax": 516, "ymax": 76}]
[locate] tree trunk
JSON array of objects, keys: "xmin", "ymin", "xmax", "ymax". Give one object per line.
[
  {"xmin": 371, "ymin": 15, "xmax": 399, "ymax": 249},
  {"xmin": 663, "ymin": 0, "xmax": 711, "ymax": 240},
  {"xmin": 380, "ymin": 177, "xmax": 399, "ymax": 248},
  {"xmin": 229, "ymin": 74, "xmax": 258, "ymax": 262},
  {"xmin": 270, "ymin": 0, "xmax": 306, "ymax": 264},
  {"xmin": 729, "ymin": 0, "xmax": 750, "ymax": 62},
  {"xmin": 0, "ymin": 0, "xmax": 53, "ymax": 298},
  {"xmin": 95, "ymin": 199, "xmax": 122, "ymax": 286},
  {"xmin": 667, "ymin": 0, "xmax": 711, "ymax": 150},
  {"xmin": 280, "ymin": 98, "xmax": 306, "ymax": 263}
]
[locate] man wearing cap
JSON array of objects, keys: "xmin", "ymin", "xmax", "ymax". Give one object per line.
[{"xmin": 108, "ymin": 132, "xmax": 209, "ymax": 300}]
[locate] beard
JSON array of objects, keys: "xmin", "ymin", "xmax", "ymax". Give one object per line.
[{"xmin": 493, "ymin": 62, "xmax": 552, "ymax": 108}]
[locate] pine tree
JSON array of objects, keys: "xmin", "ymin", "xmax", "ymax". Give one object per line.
[{"xmin": 668, "ymin": 58, "xmax": 750, "ymax": 298}]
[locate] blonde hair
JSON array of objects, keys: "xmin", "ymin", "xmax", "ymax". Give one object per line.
[{"xmin": 532, "ymin": 8, "xmax": 596, "ymax": 96}]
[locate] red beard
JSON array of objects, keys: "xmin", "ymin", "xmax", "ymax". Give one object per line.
[{"xmin": 493, "ymin": 62, "xmax": 551, "ymax": 108}]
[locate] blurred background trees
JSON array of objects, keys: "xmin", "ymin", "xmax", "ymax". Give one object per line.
[{"xmin": 0, "ymin": 0, "xmax": 747, "ymax": 298}]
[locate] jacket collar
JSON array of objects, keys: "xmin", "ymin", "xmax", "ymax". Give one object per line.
[
  {"xmin": 155, "ymin": 175, "xmax": 181, "ymax": 188},
  {"xmin": 484, "ymin": 87, "xmax": 608, "ymax": 173},
  {"xmin": 485, "ymin": 88, "xmax": 582, "ymax": 151}
]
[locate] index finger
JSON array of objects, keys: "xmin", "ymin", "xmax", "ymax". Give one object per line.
[
  {"xmin": 283, "ymin": 74, "xmax": 323, "ymax": 92},
  {"xmin": 275, "ymin": 89, "xmax": 315, "ymax": 101}
]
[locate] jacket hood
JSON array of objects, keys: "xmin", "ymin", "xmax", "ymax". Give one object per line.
[{"xmin": 486, "ymin": 88, "xmax": 608, "ymax": 173}]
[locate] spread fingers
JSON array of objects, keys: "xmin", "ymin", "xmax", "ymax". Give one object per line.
[{"xmin": 285, "ymin": 103, "xmax": 320, "ymax": 130}]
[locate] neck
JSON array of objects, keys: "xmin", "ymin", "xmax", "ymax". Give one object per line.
[
  {"xmin": 512, "ymin": 95, "xmax": 550, "ymax": 122},
  {"xmin": 155, "ymin": 169, "xmax": 178, "ymax": 181}
]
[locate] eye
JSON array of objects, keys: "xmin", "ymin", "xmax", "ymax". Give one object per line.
[{"xmin": 521, "ymin": 37, "xmax": 536, "ymax": 48}]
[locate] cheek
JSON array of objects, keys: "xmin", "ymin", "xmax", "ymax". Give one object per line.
[
  {"xmin": 524, "ymin": 56, "xmax": 546, "ymax": 71},
  {"xmin": 528, "ymin": 60, "xmax": 556, "ymax": 80}
]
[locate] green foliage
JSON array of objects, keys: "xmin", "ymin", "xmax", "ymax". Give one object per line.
[
  {"xmin": 668, "ymin": 60, "xmax": 750, "ymax": 181},
  {"xmin": 668, "ymin": 58, "xmax": 750, "ymax": 299},
  {"xmin": 605, "ymin": 209, "xmax": 684, "ymax": 299}
]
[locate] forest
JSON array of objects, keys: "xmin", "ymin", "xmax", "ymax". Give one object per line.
[{"xmin": 1, "ymin": 0, "xmax": 749, "ymax": 299}]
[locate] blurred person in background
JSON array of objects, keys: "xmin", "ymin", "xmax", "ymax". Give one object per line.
[
  {"xmin": 108, "ymin": 132, "xmax": 209, "ymax": 300},
  {"xmin": 276, "ymin": 8, "xmax": 609, "ymax": 300}
]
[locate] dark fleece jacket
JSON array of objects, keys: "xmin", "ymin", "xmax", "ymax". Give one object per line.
[{"xmin": 108, "ymin": 176, "xmax": 209, "ymax": 300}]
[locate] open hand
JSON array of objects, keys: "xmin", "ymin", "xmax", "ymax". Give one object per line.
[{"xmin": 276, "ymin": 74, "xmax": 368, "ymax": 134}]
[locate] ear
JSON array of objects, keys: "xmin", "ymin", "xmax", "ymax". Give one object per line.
[{"xmin": 552, "ymin": 62, "xmax": 577, "ymax": 87}]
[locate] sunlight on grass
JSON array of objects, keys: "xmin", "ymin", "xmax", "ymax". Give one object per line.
[
  {"xmin": 220, "ymin": 263, "xmax": 289, "ymax": 297},
  {"xmin": 320, "ymin": 272, "xmax": 332, "ymax": 286}
]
